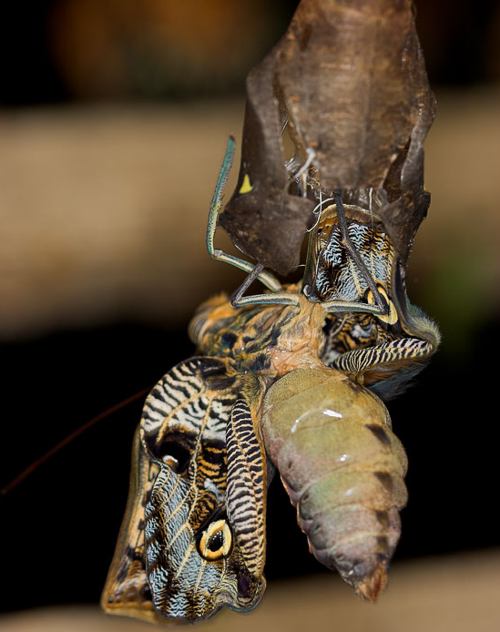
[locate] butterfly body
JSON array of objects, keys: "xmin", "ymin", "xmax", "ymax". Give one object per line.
[
  {"xmin": 190, "ymin": 289, "xmax": 326, "ymax": 378},
  {"xmin": 102, "ymin": 287, "xmax": 409, "ymax": 622},
  {"xmin": 262, "ymin": 367, "xmax": 407, "ymax": 600}
]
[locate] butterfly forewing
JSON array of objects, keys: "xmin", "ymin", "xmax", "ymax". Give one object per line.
[{"xmin": 101, "ymin": 430, "xmax": 159, "ymax": 623}]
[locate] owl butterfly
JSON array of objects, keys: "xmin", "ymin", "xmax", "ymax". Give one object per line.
[
  {"xmin": 102, "ymin": 109, "xmax": 441, "ymax": 619},
  {"xmin": 102, "ymin": 288, "xmax": 409, "ymax": 622}
]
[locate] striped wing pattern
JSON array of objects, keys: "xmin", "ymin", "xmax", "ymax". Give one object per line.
[
  {"xmin": 226, "ymin": 399, "xmax": 267, "ymax": 578},
  {"xmin": 334, "ymin": 336, "xmax": 434, "ymax": 374},
  {"xmin": 132, "ymin": 357, "xmax": 265, "ymax": 621},
  {"xmin": 333, "ymin": 337, "xmax": 436, "ymax": 399}
]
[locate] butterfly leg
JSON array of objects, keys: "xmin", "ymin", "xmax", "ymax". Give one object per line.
[
  {"xmin": 314, "ymin": 191, "xmax": 390, "ymax": 318},
  {"xmin": 303, "ymin": 191, "xmax": 395, "ymax": 317},
  {"xmin": 230, "ymin": 263, "xmax": 300, "ymax": 308},
  {"xmin": 334, "ymin": 191, "xmax": 386, "ymax": 310},
  {"xmin": 206, "ymin": 136, "xmax": 283, "ymax": 293},
  {"xmin": 319, "ymin": 298, "xmax": 387, "ymax": 316}
]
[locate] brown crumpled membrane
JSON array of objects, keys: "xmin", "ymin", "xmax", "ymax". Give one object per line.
[{"xmin": 220, "ymin": 0, "xmax": 435, "ymax": 276}]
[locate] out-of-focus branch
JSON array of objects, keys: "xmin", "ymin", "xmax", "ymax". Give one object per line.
[{"xmin": 1, "ymin": 94, "xmax": 499, "ymax": 338}]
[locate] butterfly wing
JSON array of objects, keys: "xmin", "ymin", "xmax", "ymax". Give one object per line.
[
  {"xmin": 101, "ymin": 428, "xmax": 160, "ymax": 623},
  {"xmin": 226, "ymin": 399, "xmax": 267, "ymax": 582},
  {"xmin": 102, "ymin": 357, "xmax": 267, "ymax": 623}
]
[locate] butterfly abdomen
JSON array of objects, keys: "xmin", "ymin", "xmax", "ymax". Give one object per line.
[{"xmin": 262, "ymin": 367, "xmax": 407, "ymax": 600}]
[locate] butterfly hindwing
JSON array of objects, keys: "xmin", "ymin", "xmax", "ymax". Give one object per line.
[{"xmin": 102, "ymin": 357, "xmax": 267, "ymax": 623}]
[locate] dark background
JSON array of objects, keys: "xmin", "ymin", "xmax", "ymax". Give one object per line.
[
  {"xmin": 2, "ymin": 0, "xmax": 500, "ymax": 107},
  {"xmin": 2, "ymin": 0, "xmax": 500, "ymax": 615}
]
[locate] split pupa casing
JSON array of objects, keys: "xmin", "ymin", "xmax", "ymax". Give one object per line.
[{"xmin": 221, "ymin": 0, "xmax": 435, "ymax": 274}]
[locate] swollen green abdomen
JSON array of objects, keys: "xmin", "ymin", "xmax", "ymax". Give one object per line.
[{"xmin": 262, "ymin": 368, "xmax": 407, "ymax": 600}]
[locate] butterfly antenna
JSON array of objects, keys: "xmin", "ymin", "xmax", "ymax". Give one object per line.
[{"xmin": 1, "ymin": 387, "xmax": 149, "ymax": 495}]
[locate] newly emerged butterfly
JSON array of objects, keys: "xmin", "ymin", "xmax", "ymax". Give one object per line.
[
  {"xmin": 102, "ymin": 289, "xmax": 409, "ymax": 622},
  {"xmin": 102, "ymin": 120, "xmax": 440, "ymax": 621}
]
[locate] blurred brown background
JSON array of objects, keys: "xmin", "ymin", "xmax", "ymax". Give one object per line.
[{"xmin": 1, "ymin": 1, "xmax": 500, "ymax": 631}]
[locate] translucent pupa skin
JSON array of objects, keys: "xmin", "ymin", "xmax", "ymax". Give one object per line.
[
  {"xmin": 262, "ymin": 367, "xmax": 408, "ymax": 599},
  {"xmin": 191, "ymin": 290, "xmax": 408, "ymax": 599}
]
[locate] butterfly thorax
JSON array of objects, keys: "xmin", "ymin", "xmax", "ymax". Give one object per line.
[{"xmin": 189, "ymin": 289, "xmax": 326, "ymax": 380}]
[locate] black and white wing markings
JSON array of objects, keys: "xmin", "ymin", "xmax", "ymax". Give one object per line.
[
  {"xmin": 118, "ymin": 356, "xmax": 267, "ymax": 621},
  {"xmin": 226, "ymin": 398, "xmax": 267, "ymax": 579},
  {"xmin": 330, "ymin": 330, "xmax": 437, "ymax": 400}
]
